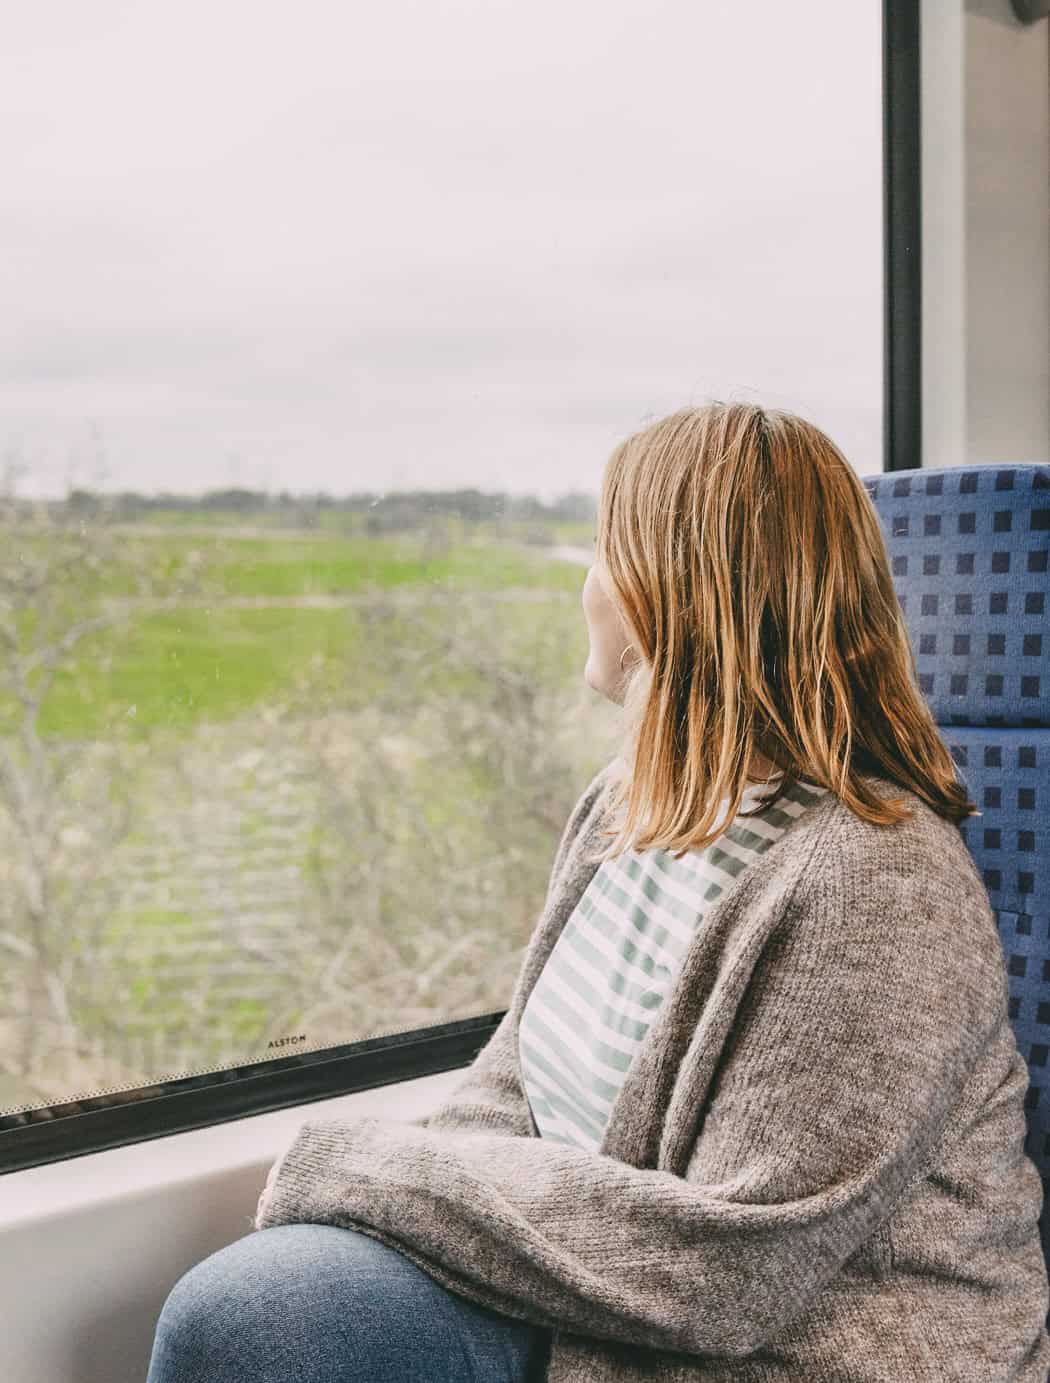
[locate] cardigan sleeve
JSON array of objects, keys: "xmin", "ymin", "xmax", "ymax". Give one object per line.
[{"xmin": 253, "ymin": 826, "xmax": 1006, "ymax": 1360}]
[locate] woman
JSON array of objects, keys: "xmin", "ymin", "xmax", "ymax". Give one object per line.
[{"xmin": 146, "ymin": 402, "xmax": 1050, "ymax": 1382}]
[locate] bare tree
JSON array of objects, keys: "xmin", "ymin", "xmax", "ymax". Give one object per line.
[
  {"xmin": 272, "ymin": 582, "xmax": 618, "ymax": 1049},
  {"xmin": 0, "ymin": 495, "xmax": 612, "ymax": 1111},
  {"xmin": 0, "ymin": 463, "xmax": 199, "ymax": 1107}
]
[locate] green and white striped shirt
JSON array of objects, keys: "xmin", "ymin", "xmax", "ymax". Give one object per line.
[{"xmin": 519, "ymin": 774, "xmax": 829, "ymax": 1149}]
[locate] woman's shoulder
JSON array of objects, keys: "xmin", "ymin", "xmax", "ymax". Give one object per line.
[
  {"xmin": 791, "ymin": 773, "xmax": 1000, "ymax": 960},
  {"xmin": 826, "ymin": 773, "xmax": 984, "ymax": 882}
]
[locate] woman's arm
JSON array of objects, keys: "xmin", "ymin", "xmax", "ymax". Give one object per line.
[{"xmin": 254, "ymin": 834, "xmax": 1006, "ymax": 1359}]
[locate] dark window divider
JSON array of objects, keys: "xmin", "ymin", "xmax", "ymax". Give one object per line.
[
  {"xmin": 0, "ymin": 1011, "xmax": 502, "ymax": 1176},
  {"xmin": 883, "ymin": 0, "xmax": 922, "ymax": 473}
]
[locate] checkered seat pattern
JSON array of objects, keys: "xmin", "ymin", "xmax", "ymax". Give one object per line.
[{"xmin": 862, "ymin": 462, "xmax": 1050, "ymax": 1277}]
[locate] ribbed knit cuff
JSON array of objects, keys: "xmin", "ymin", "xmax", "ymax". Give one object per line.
[
  {"xmin": 254, "ymin": 1118, "xmax": 354, "ymax": 1231},
  {"xmin": 252, "ymin": 1115, "xmax": 424, "ymax": 1232}
]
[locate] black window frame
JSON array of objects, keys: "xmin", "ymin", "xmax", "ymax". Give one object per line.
[
  {"xmin": 0, "ymin": 0, "xmax": 916, "ymax": 1176},
  {"xmin": 884, "ymin": 0, "xmax": 921, "ymax": 475}
]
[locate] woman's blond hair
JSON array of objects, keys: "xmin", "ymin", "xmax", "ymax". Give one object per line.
[{"xmin": 593, "ymin": 400, "xmax": 978, "ymax": 862}]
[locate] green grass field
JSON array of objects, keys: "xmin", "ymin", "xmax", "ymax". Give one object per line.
[{"xmin": 18, "ymin": 518, "xmax": 591, "ymax": 739}]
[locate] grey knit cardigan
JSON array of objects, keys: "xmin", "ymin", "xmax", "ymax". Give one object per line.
[{"xmin": 256, "ymin": 763, "xmax": 1050, "ymax": 1381}]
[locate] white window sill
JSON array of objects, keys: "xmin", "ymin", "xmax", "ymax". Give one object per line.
[{"xmin": 0, "ymin": 1066, "xmax": 462, "ymax": 1383}]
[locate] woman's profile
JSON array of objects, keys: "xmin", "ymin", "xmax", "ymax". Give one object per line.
[{"xmin": 146, "ymin": 401, "xmax": 1050, "ymax": 1382}]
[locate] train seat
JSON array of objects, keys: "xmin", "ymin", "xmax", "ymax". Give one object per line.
[{"xmin": 863, "ymin": 461, "xmax": 1050, "ymax": 1282}]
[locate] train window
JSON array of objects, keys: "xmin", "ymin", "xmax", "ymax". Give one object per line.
[{"xmin": 1, "ymin": 1, "xmax": 884, "ymax": 1169}]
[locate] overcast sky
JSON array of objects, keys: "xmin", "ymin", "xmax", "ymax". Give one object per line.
[{"xmin": 2, "ymin": 1, "xmax": 882, "ymax": 500}]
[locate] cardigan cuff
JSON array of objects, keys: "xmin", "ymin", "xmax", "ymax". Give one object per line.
[{"xmin": 254, "ymin": 1116, "xmax": 423, "ymax": 1231}]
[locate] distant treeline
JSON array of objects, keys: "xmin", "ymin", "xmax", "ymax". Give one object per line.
[{"xmin": 56, "ymin": 486, "xmax": 596, "ymax": 530}]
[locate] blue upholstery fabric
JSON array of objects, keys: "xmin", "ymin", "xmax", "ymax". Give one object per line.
[{"xmin": 862, "ymin": 463, "xmax": 1050, "ymax": 1274}]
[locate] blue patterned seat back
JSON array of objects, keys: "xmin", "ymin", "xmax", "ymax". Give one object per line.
[{"xmin": 862, "ymin": 463, "xmax": 1050, "ymax": 1274}]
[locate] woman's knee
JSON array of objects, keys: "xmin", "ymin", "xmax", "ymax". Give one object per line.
[
  {"xmin": 148, "ymin": 1224, "xmax": 359, "ymax": 1381},
  {"xmin": 146, "ymin": 1222, "xmax": 547, "ymax": 1383}
]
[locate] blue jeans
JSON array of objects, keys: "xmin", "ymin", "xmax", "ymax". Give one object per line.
[{"xmin": 146, "ymin": 1223, "xmax": 551, "ymax": 1382}]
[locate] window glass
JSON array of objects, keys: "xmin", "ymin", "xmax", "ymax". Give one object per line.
[
  {"xmin": 0, "ymin": 1, "xmax": 882, "ymax": 1115},
  {"xmin": 920, "ymin": 0, "xmax": 1050, "ymax": 469}
]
